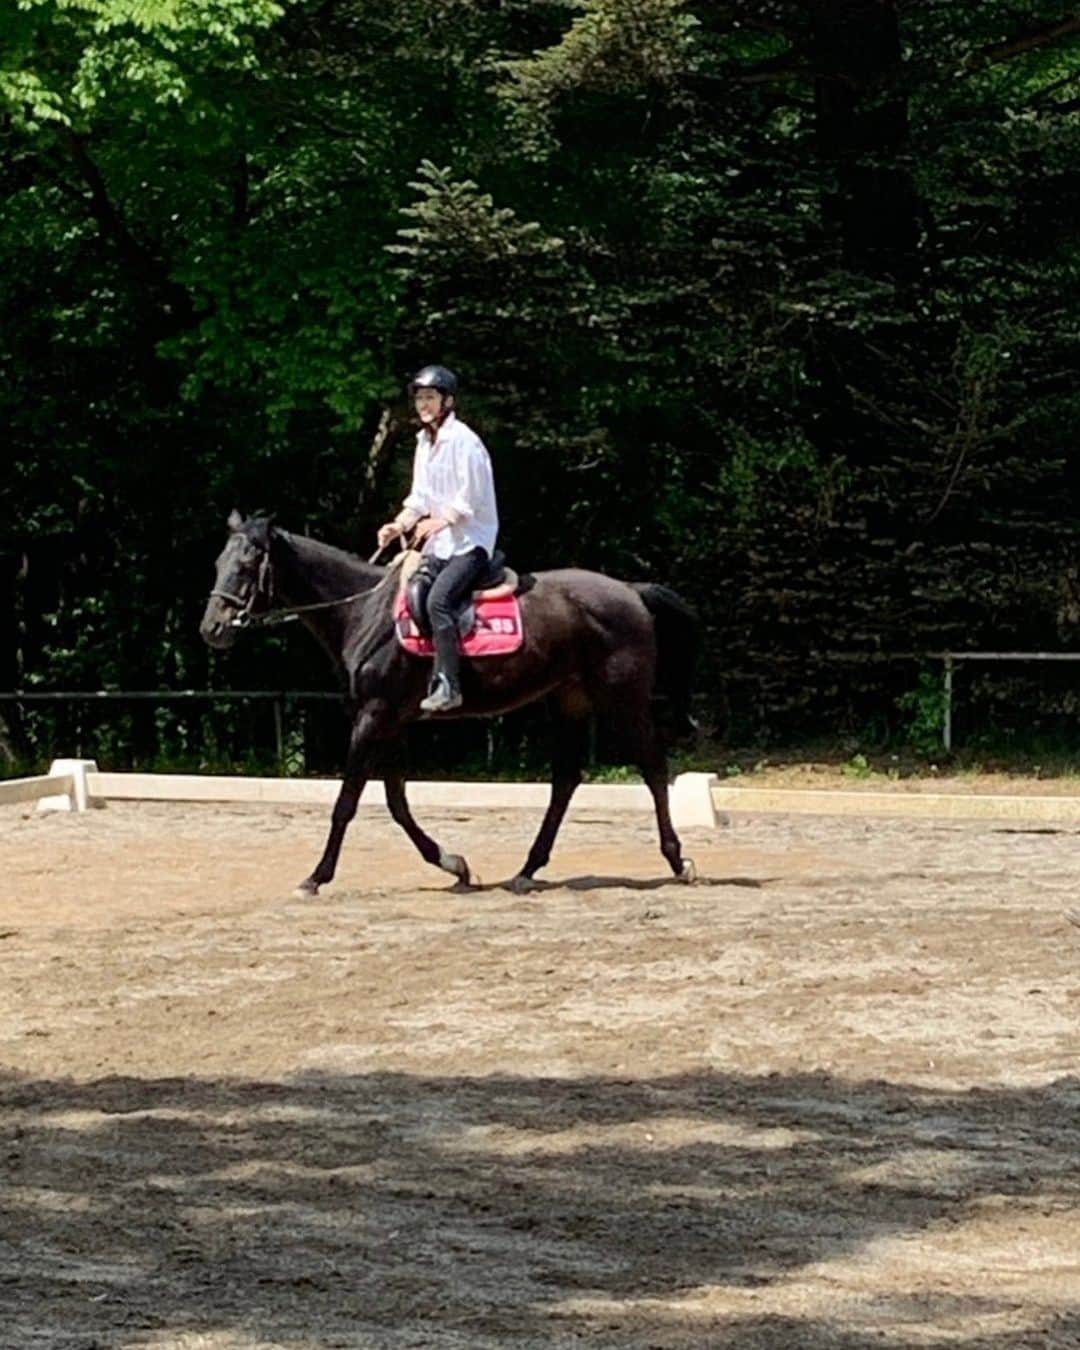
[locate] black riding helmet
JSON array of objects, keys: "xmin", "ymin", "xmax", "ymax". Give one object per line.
[{"xmin": 408, "ymin": 364, "xmax": 458, "ymax": 399}]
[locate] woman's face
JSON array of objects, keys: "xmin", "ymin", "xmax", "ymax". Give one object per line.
[{"xmin": 414, "ymin": 388, "xmax": 443, "ymax": 424}]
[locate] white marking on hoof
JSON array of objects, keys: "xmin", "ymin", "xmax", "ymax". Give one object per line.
[
  {"xmin": 508, "ymin": 873, "xmax": 538, "ymax": 895},
  {"xmin": 294, "ymin": 881, "xmax": 320, "ymax": 899},
  {"xmin": 439, "ymin": 850, "xmax": 472, "ymax": 886},
  {"xmin": 679, "ymin": 859, "xmax": 698, "ymax": 884}
]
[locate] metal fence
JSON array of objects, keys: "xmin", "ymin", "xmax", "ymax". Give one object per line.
[
  {"xmin": 0, "ymin": 689, "xmax": 552, "ymax": 777},
  {"xmin": 936, "ymin": 652, "xmax": 1080, "ymax": 750},
  {"xmin": 0, "ymin": 689, "xmax": 343, "ymax": 774}
]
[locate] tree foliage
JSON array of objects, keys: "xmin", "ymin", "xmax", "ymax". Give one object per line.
[{"xmin": 2, "ymin": 0, "xmax": 1079, "ymax": 763}]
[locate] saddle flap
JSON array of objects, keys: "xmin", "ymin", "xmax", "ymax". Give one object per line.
[
  {"xmin": 393, "ymin": 589, "xmax": 524, "ymax": 658},
  {"xmin": 400, "ymin": 549, "xmax": 520, "ymax": 634},
  {"xmin": 395, "ymin": 548, "xmax": 425, "ymax": 602}
]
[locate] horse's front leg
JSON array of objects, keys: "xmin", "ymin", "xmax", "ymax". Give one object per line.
[
  {"xmin": 295, "ymin": 702, "xmax": 390, "ymax": 898},
  {"xmin": 384, "ymin": 769, "xmax": 476, "ymax": 888}
]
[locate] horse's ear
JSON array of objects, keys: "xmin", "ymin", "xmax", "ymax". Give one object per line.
[{"xmin": 228, "ymin": 509, "xmax": 246, "ymax": 532}]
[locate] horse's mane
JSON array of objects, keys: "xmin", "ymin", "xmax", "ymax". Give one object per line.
[
  {"xmin": 272, "ymin": 526, "xmax": 399, "ymax": 669},
  {"xmin": 274, "ymin": 527, "xmax": 378, "ymax": 582}
]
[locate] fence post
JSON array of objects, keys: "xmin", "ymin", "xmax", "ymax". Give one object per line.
[
  {"xmin": 670, "ymin": 773, "xmax": 718, "ymax": 829},
  {"xmin": 37, "ymin": 759, "xmax": 101, "ymax": 813},
  {"xmin": 943, "ymin": 655, "xmax": 954, "ymax": 752},
  {"xmin": 274, "ymin": 697, "xmax": 284, "ymax": 773}
]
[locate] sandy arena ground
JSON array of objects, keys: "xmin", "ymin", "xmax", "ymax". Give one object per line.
[{"xmin": 0, "ymin": 796, "xmax": 1078, "ymax": 1348}]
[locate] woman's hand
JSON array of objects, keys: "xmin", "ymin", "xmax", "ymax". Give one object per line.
[
  {"xmin": 413, "ymin": 516, "xmax": 449, "ymax": 544},
  {"xmin": 377, "ymin": 521, "xmax": 403, "ymax": 549}
]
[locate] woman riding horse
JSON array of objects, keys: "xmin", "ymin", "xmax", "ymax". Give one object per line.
[
  {"xmin": 200, "ymin": 379, "xmax": 701, "ymax": 896},
  {"xmin": 377, "ymin": 365, "xmax": 498, "ymax": 714}
]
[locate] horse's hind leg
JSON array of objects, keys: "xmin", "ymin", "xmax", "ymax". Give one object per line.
[
  {"xmin": 641, "ymin": 736, "xmax": 694, "ymax": 881},
  {"xmin": 644, "ymin": 758, "xmax": 694, "ymax": 881},
  {"xmin": 384, "ymin": 768, "xmax": 475, "ymax": 888},
  {"xmin": 509, "ymin": 703, "xmax": 589, "ymax": 894},
  {"xmin": 619, "ymin": 700, "xmax": 694, "ymax": 882}
]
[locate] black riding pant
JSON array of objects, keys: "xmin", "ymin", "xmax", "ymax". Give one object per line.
[{"xmin": 426, "ymin": 546, "xmax": 490, "ymax": 686}]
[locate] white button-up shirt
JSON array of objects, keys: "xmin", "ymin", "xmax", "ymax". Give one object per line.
[{"xmin": 398, "ymin": 413, "xmax": 499, "ymax": 560}]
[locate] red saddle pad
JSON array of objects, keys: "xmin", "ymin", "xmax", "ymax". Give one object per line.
[{"xmin": 394, "ymin": 590, "xmax": 524, "ymax": 657}]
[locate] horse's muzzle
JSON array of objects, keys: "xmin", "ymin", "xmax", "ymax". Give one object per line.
[{"xmin": 199, "ymin": 597, "xmax": 240, "ymax": 649}]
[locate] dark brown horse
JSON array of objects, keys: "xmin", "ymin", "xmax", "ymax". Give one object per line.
[{"xmin": 200, "ymin": 511, "xmax": 701, "ymax": 896}]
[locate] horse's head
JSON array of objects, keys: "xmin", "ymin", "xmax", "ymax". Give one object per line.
[{"xmin": 200, "ymin": 510, "xmax": 276, "ymax": 649}]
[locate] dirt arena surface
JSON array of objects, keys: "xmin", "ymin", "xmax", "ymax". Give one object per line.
[{"xmin": 1, "ymin": 798, "xmax": 1078, "ymax": 1349}]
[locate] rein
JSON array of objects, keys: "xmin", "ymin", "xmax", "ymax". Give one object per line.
[
  {"xmin": 209, "ymin": 536, "xmax": 405, "ymax": 629},
  {"xmin": 212, "ymin": 588, "xmax": 376, "ymax": 629}
]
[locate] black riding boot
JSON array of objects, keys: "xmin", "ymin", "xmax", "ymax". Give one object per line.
[
  {"xmin": 419, "ymin": 547, "xmax": 488, "ymax": 713},
  {"xmin": 420, "ymin": 625, "xmax": 463, "ymax": 713}
]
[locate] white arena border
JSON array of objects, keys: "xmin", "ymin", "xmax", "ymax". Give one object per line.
[
  {"xmin": 12, "ymin": 764, "xmax": 1077, "ymax": 827},
  {"xmin": 0, "ymin": 768, "xmax": 76, "ymax": 809},
  {"xmin": 712, "ymin": 784, "xmax": 1080, "ymax": 824},
  {"xmin": 8, "ymin": 760, "xmax": 720, "ymax": 829}
]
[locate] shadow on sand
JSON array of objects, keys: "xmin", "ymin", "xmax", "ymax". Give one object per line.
[{"xmin": 2, "ymin": 1067, "xmax": 1078, "ymax": 1347}]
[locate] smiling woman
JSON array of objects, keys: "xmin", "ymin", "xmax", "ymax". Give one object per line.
[
  {"xmin": 201, "ymin": 510, "xmax": 702, "ymax": 898},
  {"xmin": 375, "ymin": 365, "xmax": 499, "ymax": 714}
]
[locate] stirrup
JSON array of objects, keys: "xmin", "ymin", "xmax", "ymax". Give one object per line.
[{"xmin": 420, "ymin": 675, "xmax": 462, "ymax": 714}]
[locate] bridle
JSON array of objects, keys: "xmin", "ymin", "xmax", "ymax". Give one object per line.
[
  {"xmin": 209, "ymin": 545, "xmax": 278, "ymax": 627},
  {"xmin": 208, "ymin": 533, "xmax": 404, "ymax": 629},
  {"xmin": 209, "ymin": 582, "xmax": 278, "ymax": 628}
]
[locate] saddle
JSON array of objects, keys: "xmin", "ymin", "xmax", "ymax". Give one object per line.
[{"xmin": 393, "ymin": 550, "xmax": 524, "ymax": 657}]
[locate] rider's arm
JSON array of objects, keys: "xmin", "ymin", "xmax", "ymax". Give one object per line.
[
  {"xmin": 395, "ymin": 441, "xmax": 430, "ymax": 531},
  {"xmin": 442, "ymin": 435, "xmax": 494, "ymax": 526}
]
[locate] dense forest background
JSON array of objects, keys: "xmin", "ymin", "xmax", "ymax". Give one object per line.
[{"xmin": 2, "ymin": 1, "xmax": 1079, "ymax": 772}]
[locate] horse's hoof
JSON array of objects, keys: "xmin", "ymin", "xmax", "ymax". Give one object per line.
[
  {"xmin": 508, "ymin": 873, "xmax": 538, "ymax": 895},
  {"xmin": 679, "ymin": 859, "xmax": 698, "ymax": 884},
  {"xmin": 439, "ymin": 851, "xmax": 472, "ymax": 885},
  {"xmin": 294, "ymin": 880, "xmax": 319, "ymax": 899}
]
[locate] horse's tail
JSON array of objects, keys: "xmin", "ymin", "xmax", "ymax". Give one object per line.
[{"xmin": 632, "ymin": 582, "xmax": 701, "ymax": 743}]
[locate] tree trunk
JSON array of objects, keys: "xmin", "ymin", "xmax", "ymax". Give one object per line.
[{"xmin": 812, "ymin": 0, "xmax": 918, "ymax": 278}]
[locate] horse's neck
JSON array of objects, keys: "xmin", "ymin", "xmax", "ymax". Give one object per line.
[
  {"xmin": 269, "ymin": 531, "xmax": 376, "ymax": 600},
  {"xmin": 271, "ymin": 532, "xmax": 383, "ymax": 662}
]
